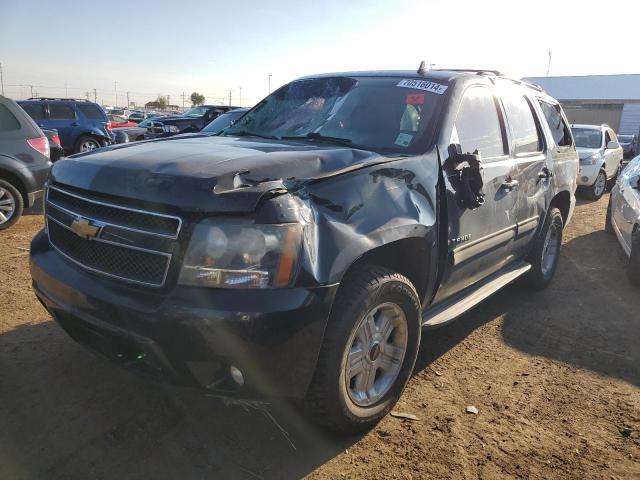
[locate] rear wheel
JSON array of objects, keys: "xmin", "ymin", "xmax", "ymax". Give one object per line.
[
  {"xmin": 306, "ymin": 264, "xmax": 421, "ymax": 433},
  {"xmin": 74, "ymin": 136, "xmax": 101, "ymax": 154},
  {"xmin": 0, "ymin": 179, "xmax": 24, "ymax": 230},
  {"xmin": 587, "ymin": 170, "xmax": 607, "ymax": 201},
  {"xmin": 629, "ymin": 230, "xmax": 640, "ymax": 288},
  {"xmin": 524, "ymin": 208, "xmax": 563, "ymax": 290}
]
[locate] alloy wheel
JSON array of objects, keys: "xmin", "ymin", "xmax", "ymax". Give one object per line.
[{"xmin": 0, "ymin": 187, "xmax": 16, "ymax": 225}]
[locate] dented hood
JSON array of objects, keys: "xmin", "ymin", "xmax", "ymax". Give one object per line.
[{"xmin": 50, "ymin": 135, "xmax": 390, "ymax": 213}]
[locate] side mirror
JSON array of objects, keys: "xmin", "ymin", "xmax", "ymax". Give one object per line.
[{"xmin": 607, "ymin": 140, "xmax": 620, "ymax": 150}]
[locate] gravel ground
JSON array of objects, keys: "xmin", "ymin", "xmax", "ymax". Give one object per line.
[{"xmin": 0, "ymin": 195, "xmax": 638, "ymax": 480}]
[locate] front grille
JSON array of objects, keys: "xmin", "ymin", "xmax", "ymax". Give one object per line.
[
  {"xmin": 47, "ymin": 186, "xmax": 180, "ymax": 237},
  {"xmin": 45, "ymin": 185, "xmax": 181, "ymax": 287}
]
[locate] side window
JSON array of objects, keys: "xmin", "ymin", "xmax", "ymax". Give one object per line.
[
  {"xmin": 48, "ymin": 104, "xmax": 76, "ymax": 120},
  {"xmin": 0, "ymin": 104, "xmax": 21, "ymax": 132},
  {"xmin": 604, "ymin": 130, "xmax": 612, "ymax": 146},
  {"xmin": 452, "ymin": 86, "xmax": 506, "ymax": 160},
  {"xmin": 538, "ymin": 100, "xmax": 572, "ymax": 147},
  {"xmin": 77, "ymin": 104, "xmax": 105, "ymax": 120},
  {"xmin": 21, "ymin": 103, "xmax": 45, "ymax": 121},
  {"xmin": 502, "ymin": 91, "xmax": 543, "ymax": 155}
]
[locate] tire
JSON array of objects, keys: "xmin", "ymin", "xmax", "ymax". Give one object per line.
[
  {"xmin": 524, "ymin": 207, "xmax": 563, "ymax": 290},
  {"xmin": 605, "ymin": 194, "xmax": 614, "ymax": 235},
  {"xmin": 74, "ymin": 135, "xmax": 101, "ymax": 154},
  {"xmin": 629, "ymin": 230, "xmax": 640, "ymax": 288},
  {"xmin": 0, "ymin": 179, "xmax": 24, "ymax": 230},
  {"xmin": 587, "ymin": 170, "xmax": 607, "ymax": 201},
  {"xmin": 306, "ymin": 264, "xmax": 421, "ymax": 433}
]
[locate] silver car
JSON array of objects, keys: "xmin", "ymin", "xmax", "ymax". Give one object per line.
[
  {"xmin": 571, "ymin": 124, "xmax": 624, "ymax": 200},
  {"xmin": 607, "ymin": 155, "xmax": 640, "ymax": 287}
]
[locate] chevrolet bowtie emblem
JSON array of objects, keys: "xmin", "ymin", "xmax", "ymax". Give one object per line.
[{"xmin": 70, "ymin": 217, "xmax": 101, "ymax": 240}]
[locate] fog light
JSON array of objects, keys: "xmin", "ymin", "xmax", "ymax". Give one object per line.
[
  {"xmin": 582, "ymin": 176, "xmax": 589, "ymax": 182},
  {"xmin": 230, "ymin": 365, "xmax": 244, "ymax": 386}
]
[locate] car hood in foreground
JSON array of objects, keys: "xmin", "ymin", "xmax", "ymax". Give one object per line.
[{"xmin": 51, "ymin": 135, "xmax": 395, "ymax": 213}]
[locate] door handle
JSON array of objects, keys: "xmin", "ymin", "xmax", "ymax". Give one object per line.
[
  {"xmin": 502, "ymin": 177, "xmax": 519, "ymax": 190},
  {"xmin": 71, "ymin": 122, "xmax": 79, "ymax": 127}
]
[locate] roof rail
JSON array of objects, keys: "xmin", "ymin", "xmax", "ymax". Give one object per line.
[
  {"xmin": 26, "ymin": 97, "xmax": 91, "ymax": 102},
  {"xmin": 494, "ymin": 77, "xmax": 545, "ymax": 93},
  {"xmin": 433, "ymin": 68, "xmax": 504, "ymax": 76}
]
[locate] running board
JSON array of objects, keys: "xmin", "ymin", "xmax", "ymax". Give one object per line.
[{"xmin": 422, "ymin": 262, "xmax": 531, "ymax": 329}]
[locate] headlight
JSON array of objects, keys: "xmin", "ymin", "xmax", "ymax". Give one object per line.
[
  {"xmin": 178, "ymin": 220, "xmax": 303, "ymax": 289},
  {"xmin": 163, "ymin": 125, "xmax": 180, "ymax": 133},
  {"xmin": 581, "ymin": 154, "xmax": 599, "ymax": 165}
]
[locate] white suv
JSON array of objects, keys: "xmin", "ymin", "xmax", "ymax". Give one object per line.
[{"xmin": 571, "ymin": 124, "xmax": 624, "ymax": 200}]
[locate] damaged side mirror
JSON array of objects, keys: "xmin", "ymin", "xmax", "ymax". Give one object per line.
[{"xmin": 447, "ymin": 144, "xmax": 485, "ymax": 210}]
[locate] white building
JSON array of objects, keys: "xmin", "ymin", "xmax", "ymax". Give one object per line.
[{"xmin": 523, "ymin": 75, "xmax": 640, "ymax": 135}]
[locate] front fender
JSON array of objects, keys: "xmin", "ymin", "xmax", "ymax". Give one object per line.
[{"xmin": 299, "ymin": 150, "xmax": 440, "ymax": 286}]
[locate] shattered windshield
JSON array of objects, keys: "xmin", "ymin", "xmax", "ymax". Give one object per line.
[{"xmin": 224, "ymin": 76, "xmax": 445, "ymax": 153}]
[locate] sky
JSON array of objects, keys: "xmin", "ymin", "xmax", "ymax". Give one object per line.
[{"xmin": 2, "ymin": 0, "xmax": 640, "ymax": 108}]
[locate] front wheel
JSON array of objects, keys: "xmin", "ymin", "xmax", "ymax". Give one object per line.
[
  {"xmin": 306, "ymin": 264, "xmax": 421, "ymax": 433},
  {"xmin": 587, "ymin": 170, "xmax": 607, "ymax": 200},
  {"xmin": 524, "ymin": 207, "xmax": 564, "ymax": 290}
]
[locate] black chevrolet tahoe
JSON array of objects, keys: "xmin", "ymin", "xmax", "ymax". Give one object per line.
[
  {"xmin": 30, "ymin": 68, "xmax": 578, "ymax": 433},
  {"xmin": 143, "ymin": 105, "xmax": 240, "ymax": 139}
]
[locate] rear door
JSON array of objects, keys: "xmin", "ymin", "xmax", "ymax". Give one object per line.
[
  {"xmin": 434, "ymin": 84, "xmax": 519, "ymax": 301},
  {"xmin": 46, "ymin": 103, "xmax": 79, "ymax": 151},
  {"xmin": 498, "ymin": 87, "xmax": 548, "ymax": 255}
]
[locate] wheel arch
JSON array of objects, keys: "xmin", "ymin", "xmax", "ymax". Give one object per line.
[
  {"xmin": 549, "ymin": 190, "xmax": 571, "ymax": 226},
  {"xmin": 0, "ymin": 166, "xmax": 28, "ymax": 205}
]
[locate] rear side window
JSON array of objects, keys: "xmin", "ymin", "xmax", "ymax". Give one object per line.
[
  {"xmin": 0, "ymin": 104, "xmax": 21, "ymax": 132},
  {"xmin": 452, "ymin": 86, "xmax": 505, "ymax": 159},
  {"xmin": 48, "ymin": 104, "xmax": 76, "ymax": 120},
  {"xmin": 502, "ymin": 92, "xmax": 542, "ymax": 155},
  {"xmin": 538, "ymin": 101, "xmax": 572, "ymax": 147},
  {"xmin": 77, "ymin": 104, "xmax": 105, "ymax": 120},
  {"xmin": 21, "ymin": 103, "xmax": 45, "ymax": 121}
]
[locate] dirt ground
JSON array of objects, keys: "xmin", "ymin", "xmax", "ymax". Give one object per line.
[{"xmin": 1, "ymin": 195, "xmax": 639, "ymax": 480}]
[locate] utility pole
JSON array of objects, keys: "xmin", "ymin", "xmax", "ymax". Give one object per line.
[
  {"xmin": 0, "ymin": 63, "xmax": 4, "ymax": 96},
  {"xmin": 181, "ymin": 92, "xmax": 185, "ymax": 109},
  {"xmin": 29, "ymin": 85, "xmax": 34, "ymax": 98},
  {"xmin": 167, "ymin": 94, "xmax": 171, "ymax": 109},
  {"xmin": 228, "ymin": 90, "xmax": 232, "ymax": 106},
  {"xmin": 93, "ymin": 88, "xmax": 97, "ymax": 103},
  {"xmin": 126, "ymin": 91, "xmax": 130, "ymax": 108},
  {"xmin": 114, "ymin": 80, "xmax": 118, "ymax": 106},
  {"xmin": 239, "ymin": 86, "xmax": 242, "ymax": 107},
  {"xmin": 85, "ymin": 91, "xmax": 90, "ymax": 101},
  {"xmin": 268, "ymin": 74, "xmax": 272, "ymax": 94},
  {"xmin": 546, "ymin": 50, "xmax": 552, "ymax": 76},
  {"xmin": 65, "ymin": 82, "xmax": 68, "ymax": 97}
]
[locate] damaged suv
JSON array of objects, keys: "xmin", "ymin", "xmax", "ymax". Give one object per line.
[{"xmin": 30, "ymin": 68, "xmax": 578, "ymax": 433}]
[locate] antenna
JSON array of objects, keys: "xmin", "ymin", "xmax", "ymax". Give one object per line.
[{"xmin": 417, "ymin": 60, "xmax": 427, "ymax": 74}]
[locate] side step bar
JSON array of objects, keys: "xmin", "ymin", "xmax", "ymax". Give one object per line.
[{"xmin": 422, "ymin": 262, "xmax": 531, "ymax": 329}]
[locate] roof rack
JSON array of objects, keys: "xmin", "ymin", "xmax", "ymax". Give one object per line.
[{"xmin": 26, "ymin": 97, "xmax": 91, "ymax": 102}]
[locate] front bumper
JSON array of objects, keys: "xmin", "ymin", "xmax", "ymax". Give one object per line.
[
  {"xmin": 30, "ymin": 230, "xmax": 337, "ymax": 399},
  {"xmin": 577, "ymin": 163, "xmax": 601, "ymax": 186}
]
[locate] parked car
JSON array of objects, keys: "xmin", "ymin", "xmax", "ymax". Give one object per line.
[
  {"xmin": 201, "ymin": 108, "xmax": 249, "ymax": 134},
  {"xmin": 19, "ymin": 98, "xmax": 113, "ymax": 154},
  {"xmin": 571, "ymin": 124, "xmax": 624, "ymax": 200},
  {"xmin": 143, "ymin": 105, "xmax": 239, "ymax": 139},
  {"xmin": 112, "ymin": 117, "xmax": 158, "ymax": 142},
  {"xmin": 128, "ymin": 111, "xmax": 147, "ymax": 123},
  {"xmin": 0, "ymin": 96, "xmax": 51, "ymax": 229},
  {"xmin": 606, "ymin": 154, "xmax": 640, "ymax": 287},
  {"xmin": 112, "ymin": 129, "xmax": 129, "ymax": 144},
  {"xmin": 42, "ymin": 128, "xmax": 64, "ymax": 162},
  {"xmin": 109, "ymin": 109, "xmax": 131, "ymax": 118},
  {"xmin": 617, "ymin": 134, "xmax": 636, "ymax": 159},
  {"xmin": 30, "ymin": 69, "xmax": 577, "ymax": 433},
  {"xmin": 108, "ymin": 115, "xmax": 137, "ymax": 128}
]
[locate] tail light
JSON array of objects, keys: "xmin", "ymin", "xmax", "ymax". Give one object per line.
[
  {"xmin": 26, "ymin": 136, "xmax": 50, "ymax": 159},
  {"xmin": 51, "ymin": 134, "xmax": 61, "ymax": 146},
  {"xmin": 105, "ymin": 122, "xmax": 113, "ymax": 132}
]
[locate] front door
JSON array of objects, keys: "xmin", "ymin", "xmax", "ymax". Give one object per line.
[
  {"xmin": 434, "ymin": 84, "xmax": 519, "ymax": 302},
  {"xmin": 45, "ymin": 102, "xmax": 79, "ymax": 151}
]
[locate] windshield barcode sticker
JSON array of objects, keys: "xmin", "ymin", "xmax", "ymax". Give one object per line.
[{"xmin": 397, "ymin": 79, "xmax": 448, "ymax": 95}]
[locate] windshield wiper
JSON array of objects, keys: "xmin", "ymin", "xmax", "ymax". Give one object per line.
[
  {"xmin": 281, "ymin": 132, "xmax": 355, "ymax": 147},
  {"xmin": 227, "ymin": 130, "xmax": 279, "ymax": 140}
]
